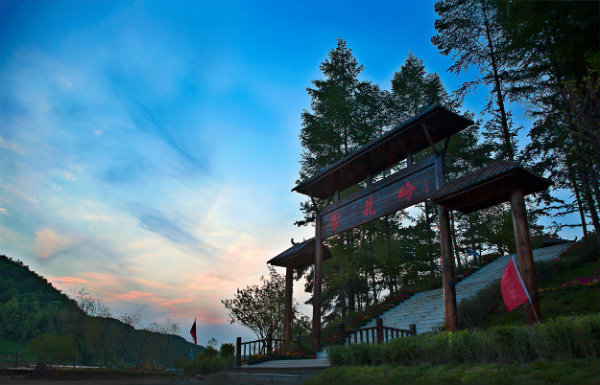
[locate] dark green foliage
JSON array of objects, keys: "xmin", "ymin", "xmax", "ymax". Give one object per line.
[
  {"xmin": 28, "ymin": 334, "xmax": 79, "ymax": 364},
  {"xmin": 458, "ymin": 281, "xmax": 503, "ymax": 330},
  {"xmin": 0, "ymin": 254, "xmax": 201, "ymax": 367},
  {"xmin": 220, "ymin": 343, "xmax": 235, "ymax": 358},
  {"xmin": 326, "ymin": 313, "xmax": 600, "ymax": 367},
  {"xmin": 458, "ymin": 235, "xmax": 599, "ymax": 328},
  {"xmin": 180, "ymin": 348, "xmax": 234, "ymax": 376},
  {"xmin": 221, "ymin": 266, "xmax": 290, "ymax": 341},
  {"xmin": 305, "ymin": 359, "xmax": 600, "ymax": 385},
  {"xmin": 432, "ymin": 0, "xmax": 516, "ymax": 161}
]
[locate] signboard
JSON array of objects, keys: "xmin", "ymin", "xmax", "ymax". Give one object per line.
[{"xmin": 319, "ymin": 156, "xmax": 442, "ymax": 239}]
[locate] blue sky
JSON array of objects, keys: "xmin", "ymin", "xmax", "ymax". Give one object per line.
[{"xmin": 0, "ymin": 0, "xmax": 580, "ymax": 345}]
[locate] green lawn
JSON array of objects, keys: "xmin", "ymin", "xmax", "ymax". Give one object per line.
[
  {"xmin": 306, "ymin": 359, "xmax": 600, "ymax": 385},
  {"xmin": 0, "ymin": 338, "xmax": 35, "ymax": 364}
]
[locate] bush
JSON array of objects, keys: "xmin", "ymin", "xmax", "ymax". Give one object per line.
[
  {"xmin": 327, "ymin": 313, "xmax": 600, "ymax": 366},
  {"xmin": 220, "ymin": 343, "xmax": 234, "ymax": 358},
  {"xmin": 28, "ymin": 334, "xmax": 79, "ymax": 365},
  {"xmin": 183, "ymin": 356, "xmax": 234, "ymax": 376},
  {"xmin": 458, "ymin": 281, "xmax": 504, "ymax": 329}
]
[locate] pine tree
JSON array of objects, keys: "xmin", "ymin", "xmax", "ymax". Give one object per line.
[
  {"xmin": 499, "ymin": 1, "xmax": 600, "ymax": 234},
  {"xmin": 296, "ymin": 38, "xmax": 385, "ymax": 227},
  {"xmin": 432, "ymin": 0, "xmax": 516, "ymax": 160}
]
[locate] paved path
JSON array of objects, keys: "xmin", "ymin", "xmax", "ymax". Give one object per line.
[{"xmin": 240, "ymin": 358, "xmax": 330, "ymax": 369}]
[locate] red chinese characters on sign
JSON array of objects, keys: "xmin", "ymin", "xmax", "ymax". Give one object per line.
[
  {"xmin": 330, "ymin": 212, "xmax": 341, "ymax": 231},
  {"xmin": 397, "ymin": 180, "xmax": 415, "ymax": 201},
  {"xmin": 363, "ymin": 197, "xmax": 376, "ymax": 217}
]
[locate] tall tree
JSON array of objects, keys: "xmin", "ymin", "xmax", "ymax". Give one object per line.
[
  {"xmin": 221, "ymin": 266, "xmax": 290, "ymax": 341},
  {"xmin": 432, "ymin": 0, "xmax": 516, "ymax": 160},
  {"xmin": 296, "ymin": 38, "xmax": 385, "ymax": 226},
  {"xmin": 499, "ymin": 0, "xmax": 600, "ymax": 234}
]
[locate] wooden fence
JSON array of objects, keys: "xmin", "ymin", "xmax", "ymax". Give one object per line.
[
  {"xmin": 235, "ymin": 337, "xmax": 304, "ymax": 367},
  {"xmin": 339, "ymin": 319, "xmax": 416, "ymax": 345},
  {"xmin": 235, "ymin": 320, "xmax": 415, "ymax": 367}
]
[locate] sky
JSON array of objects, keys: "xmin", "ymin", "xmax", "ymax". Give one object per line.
[{"xmin": 0, "ymin": 0, "xmax": 581, "ymax": 346}]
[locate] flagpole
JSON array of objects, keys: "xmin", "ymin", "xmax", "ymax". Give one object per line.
[{"xmin": 528, "ymin": 301, "xmax": 540, "ymax": 323}]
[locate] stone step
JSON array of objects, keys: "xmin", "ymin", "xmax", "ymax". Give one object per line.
[
  {"xmin": 230, "ymin": 359, "xmax": 330, "ymax": 383},
  {"xmin": 366, "ymin": 243, "xmax": 573, "ymax": 334}
]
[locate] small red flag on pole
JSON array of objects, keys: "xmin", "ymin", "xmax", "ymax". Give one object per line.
[
  {"xmin": 190, "ymin": 318, "xmax": 197, "ymax": 344},
  {"xmin": 501, "ymin": 256, "xmax": 531, "ymax": 311}
]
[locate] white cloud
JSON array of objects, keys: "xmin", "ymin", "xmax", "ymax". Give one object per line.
[{"xmin": 0, "ymin": 137, "xmax": 26, "ymax": 155}]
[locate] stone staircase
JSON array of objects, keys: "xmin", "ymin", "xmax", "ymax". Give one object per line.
[
  {"xmin": 229, "ymin": 358, "xmax": 329, "ymax": 384},
  {"xmin": 363, "ymin": 242, "xmax": 573, "ymax": 334}
]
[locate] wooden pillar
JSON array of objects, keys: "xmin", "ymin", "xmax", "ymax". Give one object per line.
[
  {"xmin": 338, "ymin": 322, "xmax": 346, "ymax": 345},
  {"xmin": 282, "ymin": 266, "xmax": 294, "ymax": 352},
  {"xmin": 376, "ymin": 318, "xmax": 383, "ymax": 344},
  {"xmin": 438, "ymin": 205, "xmax": 458, "ymax": 331},
  {"xmin": 510, "ymin": 187, "xmax": 541, "ymax": 324},
  {"xmin": 409, "ymin": 324, "xmax": 417, "ymax": 336},
  {"xmin": 235, "ymin": 337, "xmax": 241, "ymax": 367},
  {"xmin": 312, "ymin": 217, "xmax": 323, "ymax": 351}
]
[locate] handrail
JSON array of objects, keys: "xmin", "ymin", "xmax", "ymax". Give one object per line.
[
  {"xmin": 339, "ymin": 319, "xmax": 416, "ymax": 345},
  {"xmin": 235, "ymin": 337, "xmax": 290, "ymax": 367}
]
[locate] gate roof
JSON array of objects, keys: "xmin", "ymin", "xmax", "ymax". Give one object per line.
[
  {"xmin": 267, "ymin": 238, "xmax": 332, "ymax": 268},
  {"xmin": 431, "ymin": 160, "xmax": 552, "ymax": 213},
  {"xmin": 293, "ymin": 104, "xmax": 472, "ymax": 199}
]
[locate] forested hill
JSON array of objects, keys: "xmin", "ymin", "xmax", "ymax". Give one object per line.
[{"xmin": 0, "ymin": 254, "xmax": 203, "ymax": 368}]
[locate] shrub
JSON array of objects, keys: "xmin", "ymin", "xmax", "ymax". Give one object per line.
[
  {"xmin": 458, "ymin": 281, "xmax": 504, "ymax": 329},
  {"xmin": 183, "ymin": 355, "xmax": 234, "ymax": 375},
  {"xmin": 220, "ymin": 343, "xmax": 234, "ymax": 358},
  {"xmin": 327, "ymin": 313, "xmax": 600, "ymax": 367},
  {"xmin": 28, "ymin": 334, "xmax": 79, "ymax": 365}
]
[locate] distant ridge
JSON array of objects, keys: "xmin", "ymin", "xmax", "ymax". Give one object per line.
[{"xmin": 0, "ymin": 254, "xmax": 203, "ymax": 367}]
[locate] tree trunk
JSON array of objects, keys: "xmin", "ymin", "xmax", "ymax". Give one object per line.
[
  {"xmin": 568, "ymin": 164, "xmax": 588, "ymax": 236},
  {"xmin": 450, "ymin": 211, "xmax": 462, "ymax": 269},
  {"xmin": 385, "ymin": 216, "xmax": 395, "ymax": 295},
  {"xmin": 582, "ymin": 146, "xmax": 600, "ymax": 214},
  {"xmin": 425, "ymin": 201, "xmax": 435, "ymax": 277},
  {"xmin": 481, "ymin": 0, "xmax": 514, "ymax": 161},
  {"xmin": 368, "ymin": 234, "xmax": 378, "ymax": 306},
  {"xmin": 573, "ymin": 142, "xmax": 600, "ymax": 233},
  {"xmin": 347, "ymin": 281, "xmax": 355, "ymax": 313}
]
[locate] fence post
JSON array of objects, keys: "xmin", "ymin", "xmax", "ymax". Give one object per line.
[
  {"xmin": 376, "ymin": 319, "xmax": 383, "ymax": 344},
  {"xmin": 409, "ymin": 324, "xmax": 417, "ymax": 336},
  {"xmin": 338, "ymin": 322, "xmax": 346, "ymax": 345},
  {"xmin": 236, "ymin": 337, "xmax": 242, "ymax": 367}
]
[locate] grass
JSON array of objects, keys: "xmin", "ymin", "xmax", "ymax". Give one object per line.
[
  {"xmin": 305, "ymin": 358, "xmax": 600, "ymax": 385},
  {"xmin": 484, "ymin": 259, "xmax": 600, "ymax": 328},
  {"xmin": 0, "ymin": 338, "xmax": 35, "ymax": 364},
  {"xmin": 326, "ymin": 313, "xmax": 600, "ymax": 367}
]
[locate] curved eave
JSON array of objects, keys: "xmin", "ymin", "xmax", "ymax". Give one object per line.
[{"xmin": 293, "ymin": 104, "xmax": 473, "ymax": 199}]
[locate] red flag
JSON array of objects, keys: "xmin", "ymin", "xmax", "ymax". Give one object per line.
[
  {"xmin": 501, "ymin": 256, "xmax": 531, "ymax": 311},
  {"xmin": 190, "ymin": 318, "xmax": 197, "ymax": 344}
]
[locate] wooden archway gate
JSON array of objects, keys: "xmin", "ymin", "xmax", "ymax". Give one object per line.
[
  {"xmin": 289, "ymin": 105, "xmax": 550, "ymax": 351},
  {"xmin": 293, "ymin": 105, "xmax": 472, "ymax": 351}
]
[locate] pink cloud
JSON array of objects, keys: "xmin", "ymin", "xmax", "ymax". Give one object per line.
[
  {"xmin": 33, "ymin": 227, "xmax": 74, "ymax": 258},
  {"xmin": 47, "ymin": 275, "xmax": 89, "ymax": 288}
]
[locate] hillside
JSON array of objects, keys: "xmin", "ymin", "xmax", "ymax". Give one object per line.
[{"xmin": 0, "ymin": 255, "xmax": 203, "ymax": 368}]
